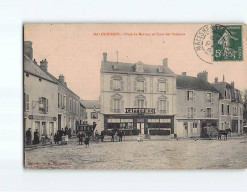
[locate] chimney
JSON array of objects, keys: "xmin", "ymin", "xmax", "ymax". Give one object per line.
[
  {"xmin": 58, "ymin": 74, "xmax": 65, "ymax": 83},
  {"xmin": 163, "ymin": 58, "xmax": 168, "ymax": 67},
  {"xmin": 24, "ymin": 41, "xmax": 33, "ymax": 60},
  {"xmin": 182, "ymin": 72, "xmax": 187, "ymax": 76},
  {"xmin": 197, "ymin": 70, "xmax": 208, "ymax": 82},
  {"xmin": 103, "ymin": 52, "xmax": 107, "ymax": 62},
  {"xmin": 223, "ymin": 75, "xmax": 225, "ymax": 82},
  {"xmin": 231, "ymin": 81, "xmax": 235, "ymax": 88},
  {"xmin": 40, "ymin": 59, "xmax": 48, "ymax": 72},
  {"xmin": 33, "ymin": 59, "xmax": 37, "ymax": 65},
  {"xmin": 215, "ymin": 77, "xmax": 218, "ymax": 83}
]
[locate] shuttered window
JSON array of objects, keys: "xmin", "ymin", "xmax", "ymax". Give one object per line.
[{"xmin": 24, "ymin": 93, "xmax": 29, "ymax": 111}]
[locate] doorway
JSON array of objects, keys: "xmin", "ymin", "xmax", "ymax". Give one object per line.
[
  {"xmin": 137, "ymin": 122, "xmax": 145, "ymax": 134},
  {"xmin": 58, "ymin": 114, "xmax": 61, "ymax": 130}
]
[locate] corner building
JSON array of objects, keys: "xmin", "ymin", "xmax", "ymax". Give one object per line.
[{"xmin": 100, "ymin": 53, "xmax": 176, "ymax": 138}]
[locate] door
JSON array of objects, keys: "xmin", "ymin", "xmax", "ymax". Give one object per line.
[
  {"xmin": 41, "ymin": 122, "xmax": 46, "ymax": 136},
  {"xmin": 35, "ymin": 121, "xmax": 40, "ymax": 138},
  {"xmin": 137, "ymin": 122, "xmax": 145, "ymax": 134},
  {"xmin": 58, "ymin": 114, "xmax": 61, "ymax": 130},
  {"xmin": 184, "ymin": 123, "xmax": 188, "ymax": 138},
  {"xmin": 49, "ymin": 122, "xmax": 54, "ymax": 137}
]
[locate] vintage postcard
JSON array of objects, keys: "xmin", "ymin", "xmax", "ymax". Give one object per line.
[{"xmin": 24, "ymin": 24, "xmax": 247, "ymax": 169}]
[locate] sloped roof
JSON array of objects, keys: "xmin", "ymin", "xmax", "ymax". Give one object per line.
[
  {"xmin": 24, "ymin": 55, "xmax": 57, "ymax": 84},
  {"xmin": 176, "ymin": 75, "xmax": 219, "ymax": 92},
  {"xmin": 101, "ymin": 61, "xmax": 175, "ymax": 75},
  {"xmin": 45, "ymin": 71, "xmax": 79, "ymax": 98},
  {"xmin": 80, "ymin": 100, "xmax": 100, "ymax": 109}
]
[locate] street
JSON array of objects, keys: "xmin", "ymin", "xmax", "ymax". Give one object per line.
[{"xmin": 25, "ymin": 137, "xmax": 247, "ymax": 169}]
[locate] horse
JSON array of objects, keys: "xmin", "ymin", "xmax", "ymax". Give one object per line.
[{"xmin": 217, "ymin": 128, "xmax": 232, "ymax": 140}]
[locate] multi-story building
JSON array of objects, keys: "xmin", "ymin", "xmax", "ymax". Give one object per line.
[
  {"xmin": 80, "ymin": 100, "xmax": 101, "ymax": 130},
  {"xmin": 100, "ymin": 52, "xmax": 177, "ymax": 137},
  {"xmin": 176, "ymin": 71, "xmax": 220, "ymax": 138},
  {"xmin": 24, "ymin": 42, "xmax": 58, "ymax": 140},
  {"xmin": 41, "ymin": 67, "xmax": 82, "ymax": 135},
  {"xmin": 212, "ymin": 77, "xmax": 244, "ymax": 134}
]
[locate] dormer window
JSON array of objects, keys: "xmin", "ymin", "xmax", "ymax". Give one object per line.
[
  {"xmin": 135, "ymin": 61, "xmax": 144, "ymax": 72},
  {"xmin": 112, "ymin": 63, "xmax": 118, "ymax": 70},
  {"xmin": 158, "ymin": 66, "xmax": 164, "ymax": 73}
]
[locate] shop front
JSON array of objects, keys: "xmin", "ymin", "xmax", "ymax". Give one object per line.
[{"xmin": 103, "ymin": 108, "xmax": 174, "ymax": 137}]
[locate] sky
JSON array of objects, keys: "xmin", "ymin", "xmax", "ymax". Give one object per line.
[{"xmin": 24, "ymin": 24, "xmax": 247, "ymax": 100}]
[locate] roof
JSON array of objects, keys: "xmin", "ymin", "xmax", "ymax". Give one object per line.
[
  {"xmin": 176, "ymin": 75, "xmax": 219, "ymax": 92},
  {"xmin": 80, "ymin": 100, "xmax": 100, "ymax": 109},
  {"xmin": 45, "ymin": 71, "xmax": 79, "ymax": 98},
  {"xmin": 101, "ymin": 61, "xmax": 175, "ymax": 76},
  {"xmin": 24, "ymin": 55, "xmax": 57, "ymax": 84}
]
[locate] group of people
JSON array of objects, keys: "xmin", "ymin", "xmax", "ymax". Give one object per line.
[
  {"xmin": 25, "ymin": 127, "xmax": 71, "ymax": 146},
  {"xmin": 77, "ymin": 132, "xmax": 90, "ymax": 147},
  {"xmin": 110, "ymin": 130, "xmax": 124, "ymax": 142}
]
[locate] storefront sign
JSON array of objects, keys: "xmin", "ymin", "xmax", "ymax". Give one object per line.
[
  {"xmin": 28, "ymin": 115, "xmax": 57, "ymax": 121},
  {"xmin": 125, "ymin": 108, "xmax": 156, "ymax": 114}
]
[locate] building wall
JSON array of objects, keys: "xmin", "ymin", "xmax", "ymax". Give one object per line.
[
  {"xmin": 24, "ymin": 72, "xmax": 58, "ymax": 139},
  {"xmin": 176, "ymin": 88, "xmax": 219, "ymax": 138},
  {"xmin": 57, "ymin": 84, "xmax": 81, "ymax": 134},
  {"xmin": 100, "ymin": 72, "xmax": 176, "ymax": 115}
]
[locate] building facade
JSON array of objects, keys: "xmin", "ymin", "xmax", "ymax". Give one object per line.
[
  {"xmin": 80, "ymin": 100, "xmax": 101, "ymax": 131},
  {"xmin": 212, "ymin": 77, "xmax": 244, "ymax": 134},
  {"xmin": 24, "ymin": 44, "xmax": 58, "ymax": 140},
  {"xmin": 176, "ymin": 71, "xmax": 220, "ymax": 138},
  {"xmin": 42, "ymin": 68, "xmax": 82, "ymax": 135},
  {"xmin": 100, "ymin": 53, "xmax": 177, "ymax": 137}
]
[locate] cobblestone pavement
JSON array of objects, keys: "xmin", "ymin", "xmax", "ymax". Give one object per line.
[{"xmin": 25, "ymin": 137, "xmax": 247, "ymax": 169}]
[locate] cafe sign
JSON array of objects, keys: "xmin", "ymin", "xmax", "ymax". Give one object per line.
[
  {"xmin": 125, "ymin": 108, "xmax": 156, "ymax": 114},
  {"xmin": 28, "ymin": 115, "xmax": 57, "ymax": 121}
]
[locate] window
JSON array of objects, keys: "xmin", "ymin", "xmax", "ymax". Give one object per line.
[
  {"xmin": 120, "ymin": 119, "xmax": 133, "ymax": 129},
  {"xmin": 227, "ymin": 105, "xmax": 230, "ymax": 115},
  {"xmin": 187, "ymin": 107, "xmax": 196, "ymax": 118},
  {"xmin": 39, "ymin": 97, "xmax": 48, "ymax": 114},
  {"xmin": 137, "ymin": 81, "xmax": 144, "ymax": 92},
  {"xmin": 159, "ymin": 100, "xmax": 166, "ymax": 114},
  {"xmin": 137, "ymin": 99, "xmax": 144, "ymax": 108},
  {"xmin": 225, "ymin": 90, "xmax": 227, "ymax": 98},
  {"xmin": 69, "ymin": 98, "xmax": 72, "ymax": 111},
  {"xmin": 113, "ymin": 99, "xmax": 120, "ymax": 113},
  {"xmin": 221, "ymin": 104, "xmax": 224, "ymax": 115},
  {"xmin": 206, "ymin": 108, "xmax": 212, "ymax": 118},
  {"xmin": 58, "ymin": 93, "xmax": 60, "ymax": 108},
  {"xmin": 24, "ymin": 93, "xmax": 29, "ymax": 111},
  {"xmin": 159, "ymin": 82, "xmax": 166, "ymax": 92},
  {"xmin": 91, "ymin": 112, "xmax": 98, "ymax": 119},
  {"xmin": 113, "ymin": 79, "xmax": 121, "ymax": 91},
  {"xmin": 63, "ymin": 95, "xmax": 66, "ymax": 108},
  {"xmin": 206, "ymin": 93, "xmax": 212, "ymax": 102},
  {"xmin": 187, "ymin": 90, "xmax": 194, "ymax": 101}
]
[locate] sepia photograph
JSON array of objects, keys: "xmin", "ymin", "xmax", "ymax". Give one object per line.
[{"xmin": 23, "ymin": 23, "xmax": 247, "ymax": 169}]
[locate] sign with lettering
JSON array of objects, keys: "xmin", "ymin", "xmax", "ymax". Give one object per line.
[
  {"xmin": 28, "ymin": 115, "xmax": 57, "ymax": 121},
  {"xmin": 125, "ymin": 108, "xmax": 156, "ymax": 114}
]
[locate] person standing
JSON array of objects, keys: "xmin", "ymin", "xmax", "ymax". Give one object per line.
[
  {"xmin": 84, "ymin": 135, "xmax": 90, "ymax": 148},
  {"xmin": 119, "ymin": 130, "xmax": 123, "ymax": 142},
  {"xmin": 26, "ymin": 128, "xmax": 32, "ymax": 145},
  {"xmin": 33, "ymin": 129, "xmax": 39, "ymax": 145},
  {"xmin": 65, "ymin": 134, "xmax": 69, "ymax": 145},
  {"xmin": 50, "ymin": 133, "xmax": 54, "ymax": 144},
  {"xmin": 78, "ymin": 132, "xmax": 83, "ymax": 145},
  {"xmin": 54, "ymin": 133, "xmax": 58, "ymax": 144}
]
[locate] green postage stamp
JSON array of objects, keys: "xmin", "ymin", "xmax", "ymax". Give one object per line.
[{"xmin": 212, "ymin": 24, "xmax": 243, "ymax": 61}]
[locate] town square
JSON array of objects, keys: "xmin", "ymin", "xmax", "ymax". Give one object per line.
[{"xmin": 23, "ymin": 24, "xmax": 247, "ymax": 169}]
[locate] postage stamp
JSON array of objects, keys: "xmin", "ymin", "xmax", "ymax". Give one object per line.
[
  {"xmin": 193, "ymin": 24, "xmax": 243, "ymax": 63},
  {"xmin": 212, "ymin": 24, "xmax": 243, "ymax": 61}
]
